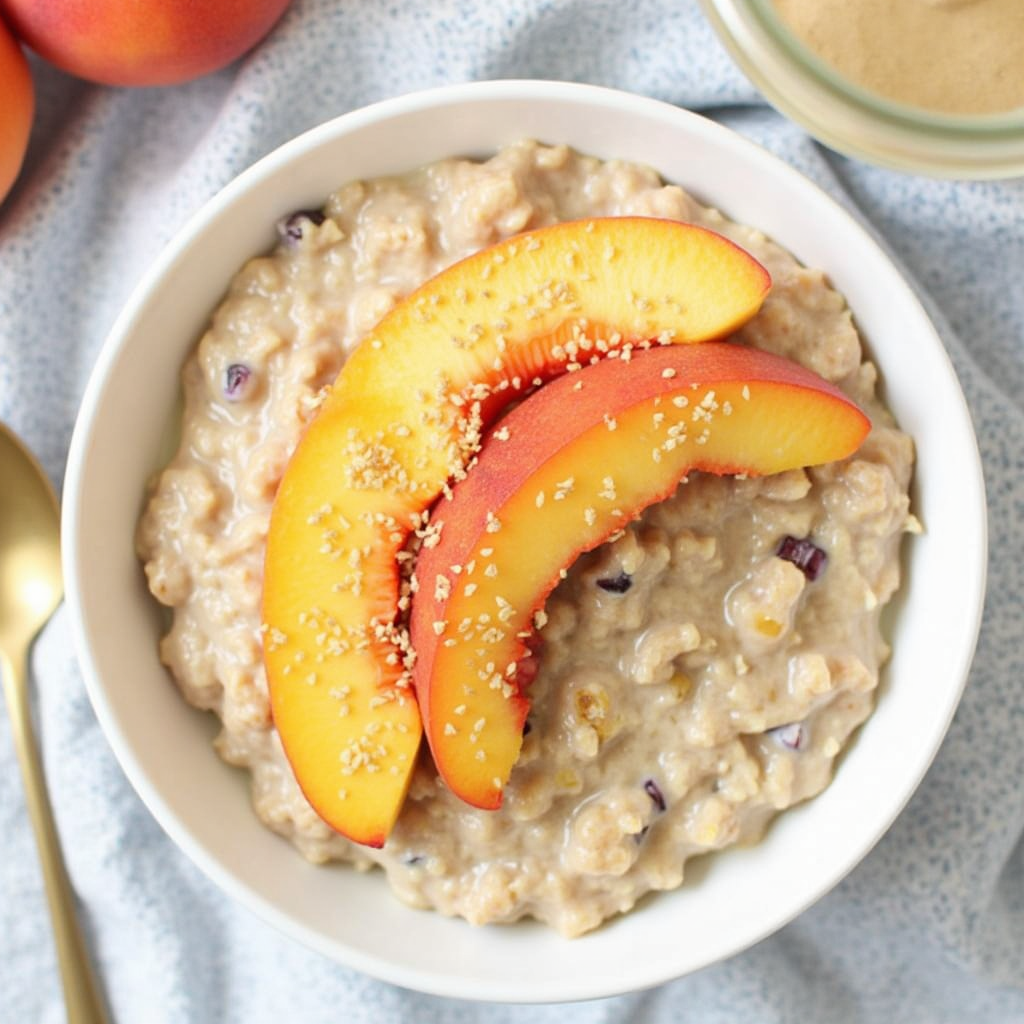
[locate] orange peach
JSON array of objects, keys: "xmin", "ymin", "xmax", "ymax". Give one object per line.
[
  {"xmin": 262, "ymin": 217, "xmax": 771, "ymax": 846},
  {"xmin": 410, "ymin": 343, "xmax": 870, "ymax": 808},
  {"xmin": 0, "ymin": 13, "xmax": 32, "ymax": 204},
  {"xmin": 0, "ymin": 0, "xmax": 292, "ymax": 86}
]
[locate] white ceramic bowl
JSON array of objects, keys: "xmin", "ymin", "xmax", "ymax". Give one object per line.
[{"xmin": 62, "ymin": 80, "xmax": 986, "ymax": 1002}]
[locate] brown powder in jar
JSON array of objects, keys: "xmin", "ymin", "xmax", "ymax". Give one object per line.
[{"xmin": 772, "ymin": 0, "xmax": 1024, "ymax": 115}]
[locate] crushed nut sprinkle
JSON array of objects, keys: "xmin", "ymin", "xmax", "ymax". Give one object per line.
[
  {"xmin": 553, "ymin": 476, "xmax": 575, "ymax": 500},
  {"xmin": 495, "ymin": 596, "xmax": 515, "ymax": 623},
  {"xmin": 338, "ymin": 734, "xmax": 391, "ymax": 777},
  {"xmin": 418, "ymin": 520, "xmax": 444, "ymax": 549},
  {"xmin": 265, "ymin": 627, "xmax": 289, "ymax": 652}
]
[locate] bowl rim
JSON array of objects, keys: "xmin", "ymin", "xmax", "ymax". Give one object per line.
[{"xmin": 61, "ymin": 78, "xmax": 987, "ymax": 1002}]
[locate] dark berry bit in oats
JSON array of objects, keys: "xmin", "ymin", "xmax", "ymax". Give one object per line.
[
  {"xmin": 643, "ymin": 778, "xmax": 666, "ymax": 812},
  {"xmin": 767, "ymin": 722, "xmax": 806, "ymax": 751},
  {"xmin": 224, "ymin": 363, "xmax": 253, "ymax": 401},
  {"xmin": 596, "ymin": 571, "xmax": 633, "ymax": 594},
  {"xmin": 777, "ymin": 535, "xmax": 827, "ymax": 581},
  {"xmin": 276, "ymin": 209, "xmax": 326, "ymax": 244}
]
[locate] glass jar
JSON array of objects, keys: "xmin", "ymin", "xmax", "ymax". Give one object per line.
[{"xmin": 700, "ymin": 0, "xmax": 1024, "ymax": 178}]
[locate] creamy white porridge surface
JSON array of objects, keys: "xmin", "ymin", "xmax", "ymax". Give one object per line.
[{"xmin": 137, "ymin": 141, "xmax": 915, "ymax": 937}]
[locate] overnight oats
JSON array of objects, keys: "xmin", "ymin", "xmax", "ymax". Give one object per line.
[{"xmin": 137, "ymin": 140, "xmax": 916, "ymax": 938}]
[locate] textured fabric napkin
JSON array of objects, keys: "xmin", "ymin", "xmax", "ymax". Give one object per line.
[{"xmin": 2, "ymin": 1, "xmax": 1022, "ymax": 1021}]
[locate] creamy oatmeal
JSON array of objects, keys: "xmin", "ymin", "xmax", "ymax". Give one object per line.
[{"xmin": 137, "ymin": 141, "xmax": 914, "ymax": 937}]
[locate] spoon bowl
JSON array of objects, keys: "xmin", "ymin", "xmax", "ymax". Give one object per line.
[
  {"xmin": 0, "ymin": 421, "xmax": 108, "ymax": 1024},
  {"xmin": 0, "ymin": 423, "xmax": 62, "ymax": 652}
]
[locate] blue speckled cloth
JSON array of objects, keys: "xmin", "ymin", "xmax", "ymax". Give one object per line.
[{"xmin": 2, "ymin": 1, "xmax": 1022, "ymax": 1021}]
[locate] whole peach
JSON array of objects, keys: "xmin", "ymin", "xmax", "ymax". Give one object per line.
[
  {"xmin": 0, "ymin": 13, "xmax": 33, "ymax": 203},
  {"xmin": 0, "ymin": 0, "xmax": 293, "ymax": 87}
]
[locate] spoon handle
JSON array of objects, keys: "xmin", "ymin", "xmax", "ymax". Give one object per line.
[{"xmin": 1, "ymin": 647, "xmax": 110, "ymax": 1024}]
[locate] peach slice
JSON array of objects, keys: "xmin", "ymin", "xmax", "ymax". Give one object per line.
[
  {"xmin": 409, "ymin": 343, "xmax": 870, "ymax": 809},
  {"xmin": 262, "ymin": 217, "xmax": 771, "ymax": 846}
]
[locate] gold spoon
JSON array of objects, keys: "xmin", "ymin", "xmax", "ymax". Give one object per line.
[{"xmin": 0, "ymin": 421, "xmax": 109, "ymax": 1024}]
